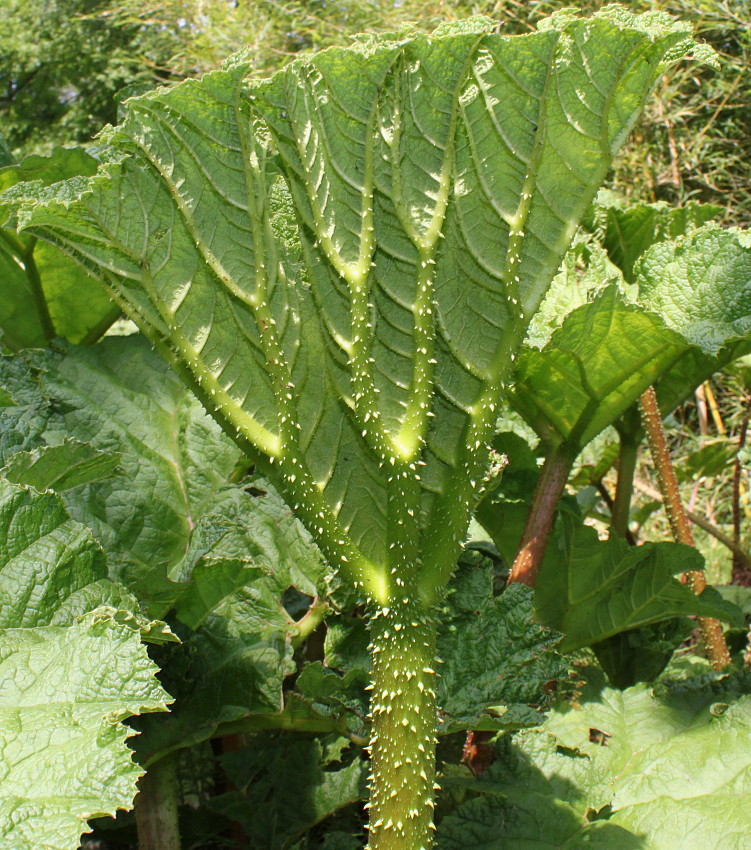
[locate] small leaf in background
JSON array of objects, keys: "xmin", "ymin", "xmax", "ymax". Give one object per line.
[
  {"xmin": 513, "ymin": 286, "xmax": 687, "ymax": 451},
  {"xmin": 637, "ymin": 226, "xmax": 751, "ymax": 355},
  {"xmin": 590, "ymin": 618, "xmax": 695, "ymax": 690},
  {"xmin": 582, "ymin": 193, "xmax": 721, "ymax": 283},
  {"xmin": 675, "ymin": 437, "xmax": 738, "ymax": 483},
  {"xmin": 535, "ymin": 515, "xmax": 742, "ymax": 652},
  {"xmin": 0, "ymin": 610, "xmax": 171, "ymax": 850},
  {"xmin": 437, "ymin": 556, "xmax": 566, "ymax": 731},
  {"xmin": 297, "ymin": 661, "xmax": 370, "ymax": 721},
  {"xmin": 1, "ymin": 440, "xmax": 120, "ymax": 492},
  {"xmin": 209, "ymin": 734, "xmax": 366, "ymax": 850},
  {"xmin": 0, "ymin": 147, "xmax": 120, "ymax": 349}
]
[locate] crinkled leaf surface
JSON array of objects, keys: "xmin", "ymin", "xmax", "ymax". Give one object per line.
[
  {"xmin": 38, "ymin": 336, "xmax": 244, "ymax": 583},
  {"xmin": 0, "ymin": 350, "xmax": 53, "ymax": 465},
  {"xmin": 436, "ymin": 730, "xmax": 640, "ymax": 849},
  {"xmin": 637, "ymin": 226, "xmax": 751, "ymax": 355},
  {"xmin": 5, "ymin": 9, "xmax": 704, "ymax": 590},
  {"xmin": 437, "ymin": 559, "xmax": 565, "ymax": 731},
  {"xmin": 534, "ymin": 515, "xmax": 740, "ymax": 651},
  {"xmin": 0, "ymin": 336, "xmax": 328, "ymax": 761},
  {"xmin": 0, "ymin": 611, "xmax": 170, "ymax": 850},
  {"xmin": 582, "ymin": 194, "xmax": 721, "ymax": 283},
  {"xmin": 1, "ymin": 439, "xmax": 120, "ymax": 492},
  {"xmin": 539, "ymin": 684, "xmax": 751, "ymax": 848},
  {"xmin": 0, "ymin": 147, "xmax": 119, "ymax": 350},
  {"xmin": 511, "ymin": 218, "xmax": 751, "ymax": 453},
  {"xmin": 436, "ymin": 791, "xmax": 641, "ymax": 849},
  {"xmin": 0, "ymin": 336, "xmax": 325, "ymax": 604},
  {"xmin": 135, "ymin": 497, "xmax": 327, "ymax": 761},
  {"xmin": 523, "ymin": 235, "xmax": 628, "ymax": 350},
  {"xmin": 0, "ymin": 477, "xmax": 110, "ymax": 628}
]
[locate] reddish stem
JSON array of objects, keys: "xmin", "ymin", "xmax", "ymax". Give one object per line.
[
  {"xmin": 639, "ymin": 386, "xmax": 731, "ymax": 669},
  {"xmin": 732, "ymin": 395, "xmax": 751, "ymax": 583},
  {"xmin": 508, "ymin": 445, "xmax": 576, "ymax": 588}
]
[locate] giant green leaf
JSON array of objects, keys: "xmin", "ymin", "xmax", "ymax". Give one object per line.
[
  {"xmin": 4, "ymin": 9, "xmax": 707, "ymax": 598},
  {"xmin": 539, "ymin": 683, "xmax": 751, "ymax": 848},
  {"xmin": 0, "ymin": 610, "xmax": 171, "ymax": 850},
  {"xmin": 0, "ymin": 147, "xmax": 120, "ymax": 349},
  {"xmin": 2, "ymin": 12, "xmax": 710, "ymax": 844},
  {"xmin": 534, "ymin": 514, "xmax": 739, "ymax": 651}
]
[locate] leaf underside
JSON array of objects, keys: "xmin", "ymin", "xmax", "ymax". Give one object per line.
[{"xmin": 7, "ymin": 9, "xmax": 702, "ymax": 591}]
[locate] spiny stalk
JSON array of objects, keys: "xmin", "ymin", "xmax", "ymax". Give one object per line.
[{"xmin": 639, "ymin": 386, "xmax": 731, "ymax": 669}]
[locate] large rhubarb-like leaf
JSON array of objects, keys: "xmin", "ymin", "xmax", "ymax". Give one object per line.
[
  {"xmin": 534, "ymin": 514, "xmax": 739, "ymax": 651},
  {"xmin": 540, "ymin": 681, "xmax": 751, "ymax": 848},
  {"xmin": 4, "ymin": 9, "xmax": 708, "ymax": 600},
  {"xmin": 0, "ymin": 610, "xmax": 170, "ymax": 850},
  {"xmin": 0, "ymin": 147, "xmax": 120, "ymax": 349}
]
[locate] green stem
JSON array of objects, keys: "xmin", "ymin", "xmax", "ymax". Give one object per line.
[
  {"xmin": 508, "ymin": 443, "xmax": 577, "ymax": 588},
  {"xmin": 367, "ymin": 597, "xmax": 437, "ymax": 850},
  {"xmin": 611, "ymin": 428, "xmax": 639, "ymax": 539},
  {"xmin": 135, "ymin": 755, "xmax": 181, "ymax": 850},
  {"xmin": 291, "ymin": 598, "xmax": 329, "ymax": 648},
  {"xmin": 22, "ymin": 240, "xmax": 55, "ymax": 342}
]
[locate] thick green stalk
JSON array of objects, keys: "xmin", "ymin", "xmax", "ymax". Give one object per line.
[
  {"xmin": 135, "ymin": 756, "xmax": 181, "ymax": 850},
  {"xmin": 611, "ymin": 428, "xmax": 639, "ymax": 539},
  {"xmin": 367, "ymin": 597, "xmax": 438, "ymax": 850}
]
